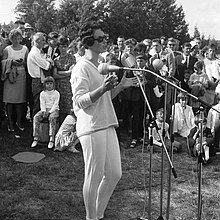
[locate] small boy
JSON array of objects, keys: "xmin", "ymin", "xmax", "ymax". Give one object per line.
[{"xmin": 150, "ymin": 108, "xmax": 181, "ymax": 153}]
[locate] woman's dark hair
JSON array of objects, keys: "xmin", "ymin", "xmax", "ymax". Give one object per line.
[{"xmin": 79, "ymin": 21, "xmax": 103, "ymax": 49}]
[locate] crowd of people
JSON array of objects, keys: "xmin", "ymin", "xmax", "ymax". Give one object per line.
[
  {"xmin": 0, "ymin": 19, "xmax": 220, "ymax": 220},
  {"xmin": 0, "ymin": 20, "xmax": 220, "ymax": 155}
]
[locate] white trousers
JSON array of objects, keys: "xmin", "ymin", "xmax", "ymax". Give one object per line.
[{"xmin": 79, "ymin": 127, "xmax": 122, "ymax": 220}]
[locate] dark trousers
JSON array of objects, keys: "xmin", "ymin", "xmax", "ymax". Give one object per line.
[
  {"xmin": 130, "ymin": 99, "xmax": 145, "ymax": 140},
  {"xmin": 32, "ymin": 78, "xmax": 43, "ymax": 117},
  {"xmin": 25, "ymin": 74, "xmax": 34, "ymax": 119},
  {"xmin": 214, "ymin": 120, "xmax": 220, "ymax": 148}
]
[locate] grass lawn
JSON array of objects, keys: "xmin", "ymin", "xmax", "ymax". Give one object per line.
[{"xmin": 0, "ymin": 119, "xmax": 220, "ymax": 220}]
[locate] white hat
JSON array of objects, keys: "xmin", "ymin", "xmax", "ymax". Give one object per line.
[{"xmin": 24, "ymin": 23, "xmax": 34, "ymax": 30}]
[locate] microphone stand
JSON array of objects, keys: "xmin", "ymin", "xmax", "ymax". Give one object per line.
[
  {"xmin": 134, "ymin": 71, "xmax": 177, "ymax": 220},
  {"xmin": 148, "ymin": 122, "xmax": 154, "ymax": 220},
  {"xmin": 166, "ymin": 82, "xmax": 178, "ymax": 220},
  {"xmin": 157, "ymin": 83, "xmax": 168, "ymax": 220},
  {"xmin": 134, "ymin": 72, "xmax": 177, "ymax": 178},
  {"xmin": 197, "ymin": 106, "xmax": 205, "ymax": 220},
  {"xmin": 126, "ymin": 67, "xmax": 216, "ymax": 220}
]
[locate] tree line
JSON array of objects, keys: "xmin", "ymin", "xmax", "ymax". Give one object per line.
[{"xmin": 1, "ymin": 0, "xmax": 219, "ymax": 51}]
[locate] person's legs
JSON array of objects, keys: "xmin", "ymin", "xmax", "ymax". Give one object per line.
[
  {"xmin": 214, "ymin": 120, "xmax": 220, "ymax": 148},
  {"xmin": 32, "ymin": 93, "xmax": 40, "ymax": 117},
  {"xmin": 33, "ymin": 111, "xmax": 43, "ymax": 138},
  {"xmin": 79, "ymin": 131, "xmax": 107, "ymax": 220},
  {"xmin": 15, "ymin": 103, "xmax": 24, "ymax": 128},
  {"xmin": 48, "ymin": 111, "xmax": 59, "ymax": 138},
  {"xmin": 96, "ymin": 127, "xmax": 122, "ymax": 219},
  {"xmin": 48, "ymin": 111, "xmax": 59, "ymax": 148},
  {"xmin": 6, "ymin": 103, "xmax": 14, "ymax": 130},
  {"xmin": 79, "ymin": 127, "xmax": 121, "ymax": 220}
]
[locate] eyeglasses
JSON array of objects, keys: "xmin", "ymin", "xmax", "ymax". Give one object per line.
[{"xmin": 93, "ymin": 35, "xmax": 108, "ymax": 43}]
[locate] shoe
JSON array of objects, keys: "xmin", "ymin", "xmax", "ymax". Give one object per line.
[
  {"xmin": 16, "ymin": 122, "xmax": 24, "ymax": 131},
  {"xmin": 7, "ymin": 126, "xmax": 14, "ymax": 132},
  {"xmin": 130, "ymin": 139, "xmax": 138, "ymax": 148},
  {"xmin": 31, "ymin": 139, "xmax": 38, "ymax": 148},
  {"xmin": 48, "ymin": 141, "xmax": 54, "ymax": 149}
]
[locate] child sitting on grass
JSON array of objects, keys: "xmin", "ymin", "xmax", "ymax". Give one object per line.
[
  {"xmin": 54, "ymin": 109, "xmax": 79, "ymax": 153},
  {"xmin": 31, "ymin": 76, "xmax": 60, "ymax": 149},
  {"xmin": 150, "ymin": 108, "xmax": 181, "ymax": 153}
]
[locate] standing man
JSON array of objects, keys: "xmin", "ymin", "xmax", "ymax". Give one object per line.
[
  {"xmin": 71, "ymin": 21, "xmax": 137, "ymax": 220},
  {"xmin": 27, "ymin": 32, "xmax": 54, "ymax": 117},
  {"xmin": 117, "ymin": 35, "xmax": 125, "ymax": 64},
  {"xmin": 43, "ymin": 32, "xmax": 60, "ymax": 60}
]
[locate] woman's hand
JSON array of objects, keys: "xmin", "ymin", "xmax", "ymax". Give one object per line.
[
  {"xmin": 13, "ymin": 59, "xmax": 24, "ymax": 66},
  {"xmin": 103, "ymin": 73, "xmax": 118, "ymax": 92}
]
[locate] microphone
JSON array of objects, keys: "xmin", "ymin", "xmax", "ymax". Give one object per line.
[
  {"xmin": 98, "ymin": 63, "xmax": 124, "ymax": 75},
  {"xmin": 152, "ymin": 59, "xmax": 164, "ymax": 71},
  {"xmin": 152, "ymin": 59, "xmax": 180, "ymax": 83}
]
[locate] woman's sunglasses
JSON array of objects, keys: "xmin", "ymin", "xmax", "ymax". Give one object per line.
[{"xmin": 93, "ymin": 35, "xmax": 109, "ymax": 43}]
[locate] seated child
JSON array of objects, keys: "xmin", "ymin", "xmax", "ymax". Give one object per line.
[
  {"xmin": 54, "ymin": 109, "xmax": 79, "ymax": 153},
  {"xmin": 31, "ymin": 76, "xmax": 60, "ymax": 149},
  {"xmin": 173, "ymin": 92, "xmax": 195, "ymax": 153},
  {"xmin": 149, "ymin": 108, "xmax": 181, "ymax": 153},
  {"xmin": 188, "ymin": 117, "xmax": 214, "ymax": 162}
]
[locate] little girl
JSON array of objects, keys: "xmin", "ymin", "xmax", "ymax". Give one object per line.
[
  {"xmin": 31, "ymin": 76, "xmax": 60, "ymax": 149},
  {"xmin": 54, "ymin": 109, "xmax": 79, "ymax": 153}
]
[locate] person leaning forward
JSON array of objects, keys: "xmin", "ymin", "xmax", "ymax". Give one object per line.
[{"xmin": 27, "ymin": 32, "xmax": 54, "ymax": 116}]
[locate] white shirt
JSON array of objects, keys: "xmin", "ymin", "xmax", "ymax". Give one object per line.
[
  {"xmin": 70, "ymin": 58, "xmax": 118, "ymax": 138},
  {"xmin": 27, "ymin": 45, "xmax": 50, "ymax": 80},
  {"xmin": 40, "ymin": 90, "xmax": 60, "ymax": 113}
]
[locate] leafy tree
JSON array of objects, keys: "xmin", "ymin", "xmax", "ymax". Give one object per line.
[
  {"xmin": 57, "ymin": 0, "xmax": 98, "ymax": 40},
  {"xmin": 95, "ymin": 0, "xmax": 189, "ymax": 43},
  {"xmin": 193, "ymin": 25, "xmax": 200, "ymax": 39},
  {"xmin": 14, "ymin": 0, "xmax": 189, "ymax": 45},
  {"xmin": 15, "ymin": 0, "xmax": 58, "ymax": 34}
]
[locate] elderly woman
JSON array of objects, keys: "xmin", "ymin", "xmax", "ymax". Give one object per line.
[
  {"xmin": 1, "ymin": 29, "xmax": 29, "ymax": 131},
  {"xmin": 53, "ymin": 36, "xmax": 76, "ymax": 120}
]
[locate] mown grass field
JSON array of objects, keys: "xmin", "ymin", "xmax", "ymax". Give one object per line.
[{"xmin": 0, "ymin": 119, "xmax": 220, "ymax": 220}]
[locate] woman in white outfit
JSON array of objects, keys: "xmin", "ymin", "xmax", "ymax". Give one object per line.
[{"xmin": 70, "ymin": 22, "xmax": 137, "ymax": 220}]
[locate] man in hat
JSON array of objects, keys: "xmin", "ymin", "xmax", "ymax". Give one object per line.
[
  {"xmin": 23, "ymin": 23, "xmax": 35, "ymax": 121},
  {"xmin": 43, "ymin": 32, "xmax": 60, "ymax": 60},
  {"xmin": 14, "ymin": 20, "xmax": 25, "ymax": 34},
  {"xmin": 23, "ymin": 23, "xmax": 34, "ymax": 51}
]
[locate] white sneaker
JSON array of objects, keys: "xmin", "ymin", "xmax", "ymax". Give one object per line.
[
  {"xmin": 31, "ymin": 140, "xmax": 38, "ymax": 148},
  {"xmin": 48, "ymin": 141, "xmax": 54, "ymax": 149}
]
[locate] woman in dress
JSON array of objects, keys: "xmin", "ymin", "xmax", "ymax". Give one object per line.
[
  {"xmin": 2, "ymin": 29, "xmax": 29, "ymax": 131},
  {"xmin": 53, "ymin": 36, "xmax": 76, "ymax": 121}
]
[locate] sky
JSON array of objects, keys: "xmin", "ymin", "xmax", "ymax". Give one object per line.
[{"xmin": 0, "ymin": 0, "xmax": 220, "ymax": 40}]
